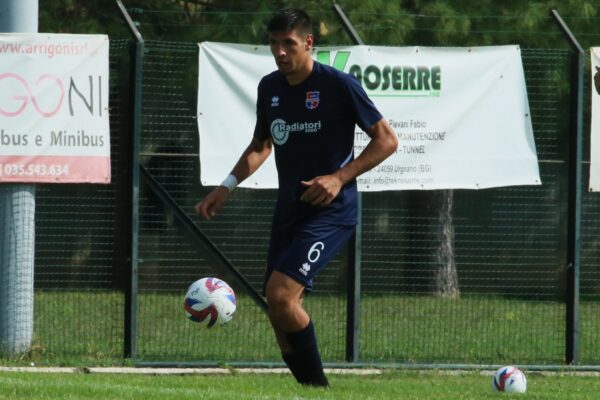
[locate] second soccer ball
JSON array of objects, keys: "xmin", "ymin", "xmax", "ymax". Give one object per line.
[{"xmin": 491, "ymin": 366, "xmax": 527, "ymax": 393}]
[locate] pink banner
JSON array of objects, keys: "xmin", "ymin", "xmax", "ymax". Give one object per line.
[
  {"xmin": 0, "ymin": 155, "xmax": 110, "ymax": 183},
  {"xmin": 0, "ymin": 33, "xmax": 110, "ymax": 184}
]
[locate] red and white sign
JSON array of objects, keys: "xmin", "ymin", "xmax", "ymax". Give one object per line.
[{"xmin": 0, "ymin": 33, "xmax": 110, "ymax": 183}]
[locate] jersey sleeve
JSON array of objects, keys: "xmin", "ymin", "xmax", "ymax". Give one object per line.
[
  {"xmin": 344, "ymin": 75, "xmax": 383, "ymax": 132},
  {"xmin": 253, "ymin": 78, "xmax": 270, "ymax": 141}
]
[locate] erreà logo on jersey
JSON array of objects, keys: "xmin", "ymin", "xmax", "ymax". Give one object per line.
[
  {"xmin": 316, "ymin": 50, "xmax": 442, "ymax": 97},
  {"xmin": 270, "ymin": 118, "xmax": 322, "ymax": 145}
]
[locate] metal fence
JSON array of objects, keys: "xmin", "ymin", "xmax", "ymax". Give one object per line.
[{"xmin": 20, "ymin": 5, "xmax": 600, "ymax": 368}]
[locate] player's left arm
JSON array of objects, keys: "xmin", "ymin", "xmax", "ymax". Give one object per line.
[{"xmin": 300, "ymin": 118, "xmax": 398, "ymax": 206}]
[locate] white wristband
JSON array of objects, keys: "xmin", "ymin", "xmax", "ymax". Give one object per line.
[{"xmin": 220, "ymin": 174, "xmax": 238, "ymax": 192}]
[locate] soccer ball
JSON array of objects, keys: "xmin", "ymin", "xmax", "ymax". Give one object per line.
[
  {"xmin": 184, "ymin": 277, "xmax": 237, "ymax": 328},
  {"xmin": 491, "ymin": 366, "xmax": 527, "ymax": 393}
]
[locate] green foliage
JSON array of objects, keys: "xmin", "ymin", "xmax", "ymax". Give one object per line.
[
  {"xmin": 37, "ymin": 0, "xmax": 600, "ymax": 48},
  {"xmin": 39, "ymin": 0, "xmax": 128, "ymax": 37},
  {"xmin": 415, "ymin": 2, "xmax": 471, "ymax": 46}
]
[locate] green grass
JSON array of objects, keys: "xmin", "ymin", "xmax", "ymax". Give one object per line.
[
  {"xmin": 2, "ymin": 291, "xmax": 600, "ymax": 366},
  {"xmin": 1, "ymin": 370, "xmax": 600, "ymax": 399}
]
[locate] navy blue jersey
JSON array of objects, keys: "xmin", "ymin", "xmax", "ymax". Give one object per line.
[{"xmin": 254, "ymin": 61, "xmax": 382, "ymax": 229}]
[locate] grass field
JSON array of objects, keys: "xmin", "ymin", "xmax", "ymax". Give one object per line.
[
  {"xmin": 2, "ymin": 291, "xmax": 599, "ymax": 367},
  {"xmin": 21, "ymin": 291, "xmax": 591, "ymax": 365},
  {"xmin": 3, "ymin": 291, "xmax": 600, "ymax": 399},
  {"xmin": 1, "ymin": 370, "xmax": 600, "ymax": 399}
]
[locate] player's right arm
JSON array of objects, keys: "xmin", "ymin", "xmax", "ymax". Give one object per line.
[{"xmin": 195, "ymin": 136, "xmax": 272, "ymax": 220}]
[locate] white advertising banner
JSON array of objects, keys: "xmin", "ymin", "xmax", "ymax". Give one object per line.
[
  {"xmin": 0, "ymin": 33, "xmax": 110, "ymax": 183},
  {"xmin": 198, "ymin": 42, "xmax": 539, "ymax": 190},
  {"xmin": 590, "ymin": 47, "xmax": 600, "ymax": 191}
]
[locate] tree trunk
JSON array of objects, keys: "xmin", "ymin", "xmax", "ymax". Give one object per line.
[{"xmin": 434, "ymin": 189, "xmax": 460, "ymax": 298}]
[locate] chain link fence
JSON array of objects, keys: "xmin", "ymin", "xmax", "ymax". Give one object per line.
[{"xmin": 9, "ymin": 7, "xmax": 600, "ymax": 367}]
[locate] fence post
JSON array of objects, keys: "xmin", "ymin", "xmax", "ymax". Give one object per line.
[
  {"xmin": 0, "ymin": 0, "xmax": 38, "ymax": 357},
  {"xmin": 332, "ymin": 3, "xmax": 365, "ymax": 46},
  {"xmin": 550, "ymin": 9, "xmax": 583, "ymax": 366},
  {"xmin": 116, "ymin": 0, "xmax": 144, "ymax": 359},
  {"xmin": 332, "ymin": 2, "xmax": 363, "ymax": 363}
]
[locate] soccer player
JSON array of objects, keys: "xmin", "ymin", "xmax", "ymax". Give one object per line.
[{"xmin": 195, "ymin": 8, "xmax": 398, "ymax": 386}]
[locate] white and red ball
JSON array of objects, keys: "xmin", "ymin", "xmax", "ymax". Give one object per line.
[
  {"xmin": 184, "ymin": 277, "xmax": 237, "ymax": 328},
  {"xmin": 491, "ymin": 366, "xmax": 527, "ymax": 393}
]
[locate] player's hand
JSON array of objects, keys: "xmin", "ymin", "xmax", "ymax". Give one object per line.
[
  {"xmin": 195, "ymin": 186, "xmax": 230, "ymax": 220},
  {"xmin": 300, "ymin": 174, "xmax": 343, "ymax": 206}
]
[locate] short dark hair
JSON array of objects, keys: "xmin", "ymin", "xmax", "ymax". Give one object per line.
[{"xmin": 267, "ymin": 8, "xmax": 312, "ymax": 35}]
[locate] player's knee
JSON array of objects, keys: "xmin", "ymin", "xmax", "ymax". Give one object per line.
[
  {"xmin": 266, "ymin": 287, "xmax": 293, "ymax": 314},
  {"xmin": 265, "ymin": 271, "xmax": 304, "ymax": 320},
  {"xmin": 267, "ymin": 287, "xmax": 303, "ymax": 325}
]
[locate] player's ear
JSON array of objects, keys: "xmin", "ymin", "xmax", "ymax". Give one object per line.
[{"xmin": 305, "ymin": 34, "xmax": 314, "ymax": 50}]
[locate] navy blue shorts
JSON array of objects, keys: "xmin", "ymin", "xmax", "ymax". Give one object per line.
[{"xmin": 264, "ymin": 221, "xmax": 355, "ymax": 292}]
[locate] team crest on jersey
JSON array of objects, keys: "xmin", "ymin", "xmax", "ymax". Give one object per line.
[{"xmin": 305, "ymin": 91, "xmax": 320, "ymax": 110}]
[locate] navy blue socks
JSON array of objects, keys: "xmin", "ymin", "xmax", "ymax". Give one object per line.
[{"xmin": 282, "ymin": 320, "xmax": 329, "ymax": 387}]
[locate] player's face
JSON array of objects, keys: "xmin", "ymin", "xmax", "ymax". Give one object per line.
[{"xmin": 268, "ymin": 28, "xmax": 313, "ymax": 78}]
